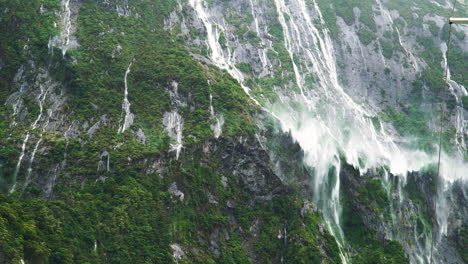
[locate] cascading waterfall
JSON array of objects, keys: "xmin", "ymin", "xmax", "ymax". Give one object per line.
[
  {"xmin": 25, "ymin": 89, "xmax": 54, "ymax": 190},
  {"xmin": 269, "ymin": 1, "xmax": 467, "ymax": 262},
  {"xmin": 247, "ymin": 0, "xmax": 270, "ymax": 77},
  {"xmin": 44, "ymin": 122, "xmax": 76, "ymax": 198},
  {"xmin": 188, "ymin": 0, "xmax": 466, "ymax": 262},
  {"xmin": 441, "ymin": 42, "xmax": 467, "ymax": 155},
  {"xmin": 375, "ymin": 0, "xmax": 419, "ymax": 71},
  {"xmin": 188, "ymin": 0, "xmax": 264, "ymax": 107},
  {"xmin": 25, "ymin": 138, "xmax": 42, "ymax": 187},
  {"xmin": 209, "ymin": 94, "xmax": 224, "ymax": 138},
  {"xmin": 11, "ymin": 134, "xmax": 30, "ymax": 193},
  {"xmin": 118, "ymin": 61, "xmax": 135, "ymax": 134},
  {"xmin": 49, "ymin": 0, "xmax": 76, "ymax": 56},
  {"xmin": 11, "ymin": 84, "xmax": 51, "ymax": 193},
  {"xmin": 430, "ymin": 41, "xmax": 468, "ymax": 257},
  {"xmin": 163, "ymin": 111, "xmax": 184, "ymax": 160},
  {"xmin": 9, "ymin": 77, "xmax": 26, "ymax": 129}
]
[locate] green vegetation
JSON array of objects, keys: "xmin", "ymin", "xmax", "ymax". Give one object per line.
[
  {"xmin": 462, "ymin": 96, "xmax": 468, "ymax": 110},
  {"xmin": 386, "ymin": 0, "xmax": 466, "ymax": 101},
  {"xmin": 358, "ymin": 28, "xmax": 376, "ymax": 45},
  {"xmin": 404, "ymin": 169, "xmax": 436, "ymax": 227},
  {"xmin": 427, "ymin": 21, "xmax": 440, "ymax": 36},
  {"xmin": 379, "ymin": 103, "xmax": 456, "ymax": 154},
  {"xmin": 248, "ymin": 196, "xmax": 342, "ymax": 263},
  {"xmin": 338, "ymin": 166, "xmax": 410, "ymax": 263},
  {"xmin": 1, "ymin": 0, "xmax": 465, "ymax": 263},
  {"xmin": 332, "ymin": 0, "xmax": 376, "ymax": 30},
  {"xmin": 315, "ymin": 0, "xmax": 376, "ymax": 39},
  {"xmin": 455, "ymin": 224, "xmax": 468, "ymax": 262},
  {"xmin": 448, "ymin": 48, "xmax": 468, "ymax": 88},
  {"xmin": 0, "ymin": 162, "xmax": 345, "ymax": 263},
  {"xmin": 0, "ymin": 0, "xmax": 258, "ymax": 189},
  {"xmin": 380, "ymin": 106, "xmax": 434, "ymax": 151},
  {"xmin": 341, "ymin": 194, "xmax": 409, "ymax": 264},
  {"xmin": 0, "ymin": 0, "xmax": 60, "ymax": 101},
  {"xmin": 357, "ymin": 179, "xmax": 389, "ymax": 213},
  {"xmin": 218, "ymin": 32, "xmax": 227, "ymax": 49},
  {"xmin": 387, "ymin": 0, "xmax": 466, "ymax": 23},
  {"xmin": 236, "ymin": 63, "xmax": 252, "ymax": 74},
  {"xmin": 314, "ymin": 0, "xmax": 339, "ymax": 39},
  {"xmin": 380, "ymin": 40, "xmax": 394, "ymax": 59},
  {"xmin": 0, "ymin": 0, "xmax": 343, "ymax": 263},
  {"xmin": 0, "ymin": 178, "xmax": 173, "ymax": 264},
  {"xmin": 268, "ymin": 21, "xmax": 284, "ymax": 41}
]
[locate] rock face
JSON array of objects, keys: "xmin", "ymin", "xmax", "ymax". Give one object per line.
[
  {"xmin": 202, "ymin": 137, "xmax": 285, "ymax": 198},
  {"xmin": 166, "ymin": 0, "xmax": 468, "ymax": 262},
  {"xmin": 0, "ymin": 0, "xmax": 467, "ymax": 263},
  {"xmin": 48, "ymin": 0, "xmax": 81, "ymax": 56},
  {"xmin": 168, "ymin": 0, "xmax": 467, "ymax": 152}
]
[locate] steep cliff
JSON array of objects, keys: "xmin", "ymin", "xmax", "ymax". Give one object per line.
[{"xmin": 0, "ymin": 0, "xmax": 466, "ymax": 263}]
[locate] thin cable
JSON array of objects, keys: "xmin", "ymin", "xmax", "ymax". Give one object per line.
[{"xmin": 430, "ymin": 1, "xmax": 457, "ymax": 263}]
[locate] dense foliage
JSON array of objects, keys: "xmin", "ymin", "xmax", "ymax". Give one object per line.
[
  {"xmin": 0, "ymin": 0, "xmax": 465, "ymax": 263},
  {"xmin": 0, "ymin": 0, "xmax": 343, "ymax": 263}
]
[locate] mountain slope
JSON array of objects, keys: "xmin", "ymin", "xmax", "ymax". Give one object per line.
[{"xmin": 0, "ymin": 0, "xmax": 466, "ymax": 263}]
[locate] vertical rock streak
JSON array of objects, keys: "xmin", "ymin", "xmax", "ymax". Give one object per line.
[
  {"xmin": 163, "ymin": 111, "xmax": 184, "ymax": 160},
  {"xmin": 49, "ymin": 0, "xmax": 76, "ymax": 56},
  {"xmin": 118, "ymin": 61, "xmax": 134, "ymax": 134},
  {"xmin": 209, "ymin": 94, "xmax": 224, "ymax": 138},
  {"xmin": 188, "ymin": 0, "xmax": 265, "ymax": 108},
  {"xmin": 11, "ymin": 84, "xmax": 51, "ymax": 193}
]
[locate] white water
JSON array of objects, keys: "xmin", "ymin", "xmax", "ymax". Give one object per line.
[
  {"xmin": 49, "ymin": 0, "xmax": 77, "ymax": 56},
  {"xmin": 24, "ymin": 138, "xmax": 42, "ymax": 188},
  {"xmin": 269, "ymin": 1, "xmax": 468, "ymax": 262},
  {"xmin": 375, "ymin": 0, "xmax": 420, "ymax": 72},
  {"xmin": 11, "ymin": 84, "xmax": 50, "ymax": 193},
  {"xmin": 44, "ymin": 165, "xmax": 60, "ymax": 199},
  {"xmin": 187, "ymin": 0, "xmax": 468, "ymax": 262},
  {"xmin": 248, "ymin": 0, "xmax": 270, "ymax": 77},
  {"xmin": 441, "ymin": 42, "xmax": 467, "ymax": 154},
  {"xmin": 188, "ymin": 0, "xmax": 266, "ymax": 108},
  {"xmin": 209, "ymin": 94, "xmax": 224, "ymax": 138},
  {"xmin": 433, "ymin": 42, "xmax": 468, "ymax": 250},
  {"xmin": 10, "ymin": 134, "xmax": 30, "ymax": 193},
  {"xmin": 43, "ymin": 122, "xmax": 76, "ymax": 198},
  {"xmin": 118, "ymin": 61, "xmax": 134, "ymax": 134},
  {"xmin": 163, "ymin": 111, "xmax": 184, "ymax": 159},
  {"xmin": 9, "ymin": 72, "xmax": 27, "ymax": 128}
]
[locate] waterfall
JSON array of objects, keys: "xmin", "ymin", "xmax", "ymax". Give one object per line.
[
  {"xmin": 187, "ymin": 0, "xmax": 467, "ymax": 262},
  {"xmin": 118, "ymin": 61, "xmax": 135, "ymax": 134},
  {"xmin": 188, "ymin": 0, "xmax": 264, "ymax": 107},
  {"xmin": 209, "ymin": 94, "xmax": 224, "ymax": 138},
  {"xmin": 10, "ymin": 134, "xmax": 30, "ymax": 193},
  {"xmin": 441, "ymin": 42, "xmax": 467, "ymax": 155},
  {"xmin": 24, "ymin": 138, "xmax": 42, "ymax": 188},
  {"xmin": 49, "ymin": 0, "xmax": 77, "ymax": 56},
  {"xmin": 11, "ymin": 84, "xmax": 51, "ymax": 193},
  {"xmin": 163, "ymin": 111, "xmax": 184, "ymax": 160},
  {"xmin": 375, "ymin": 0, "xmax": 419, "ymax": 71},
  {"xmin": 9, "ymin": 78, "xmax": 26, "ymax": 128}
]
